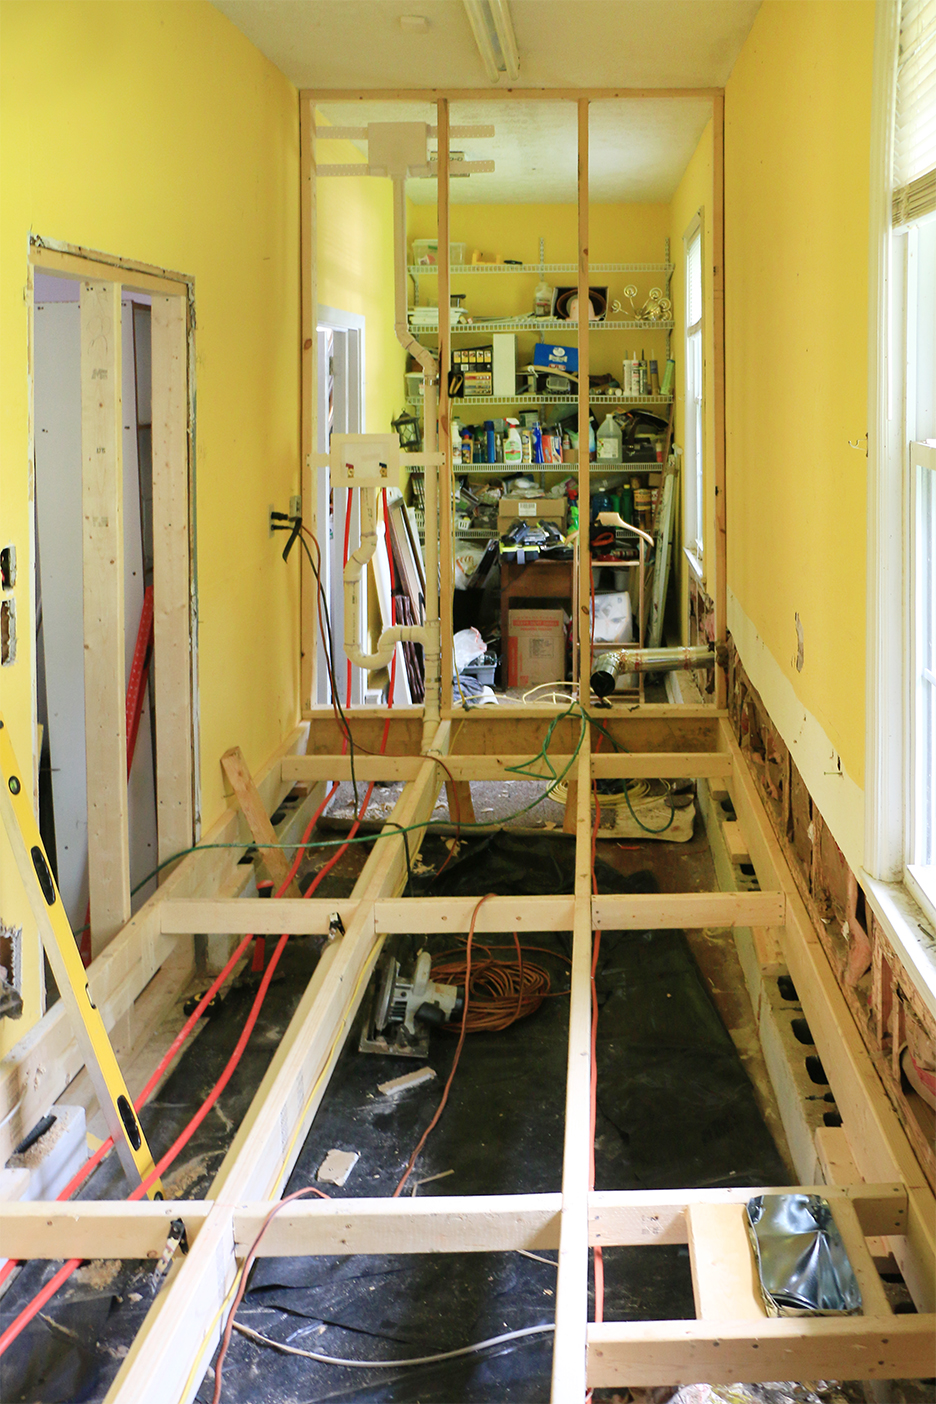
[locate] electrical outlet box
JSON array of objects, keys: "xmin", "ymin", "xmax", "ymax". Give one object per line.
[
  {"xmin": 367, "ymin": 122, "xmax": 429, "ymax": 179},
  {"xmin": 289, "ymin": 495, "xmax": 302, "ymax": 519},
  {"xmin": 330, "ymin": 435, "xmax": 400, "ymax": 489}
]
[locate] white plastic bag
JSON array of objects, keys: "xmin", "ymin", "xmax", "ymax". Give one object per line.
[{"xmin": 453, "ymin": 627, "xmax": 486, "ymax": 673}]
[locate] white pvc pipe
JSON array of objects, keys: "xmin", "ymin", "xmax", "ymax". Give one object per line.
[
  {"xmin": 340, "ymin": 177, "xmax": 442, "ymax": 733},
  {"xmin": 343, "ymin": 487, "xmax": 425, "ymax": 671}
]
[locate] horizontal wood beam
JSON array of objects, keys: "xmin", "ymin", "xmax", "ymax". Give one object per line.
[
  {"xmin": 282, "ymin": 754, "xmax": 424, "ymax": 782},
  {"xmin": 588, "ymin": 1183, "xmax": 907, "ymax": 1246},
  {"xmin": 3, "ymin": 1183, "xmax": 905, "ymax": 1261},
  {"xmin": 160, "ymin": 894, "xmax": 576, "ymax": 937},
  {"xmin": 591, "ymin": 752, "xmax": 732, "ymax": 779},
  {"xmin": 159, "ymin": 893, "xmax": 786, "ymax": 936},
  {"xmin": 592, "ymin": 891, "xmax": 786, "ymax": 930},
  {"xmin": 280, "ymin": 752, "xmax": 733, "ymax": 783},
  {"xmin": 236, "ymin": 1193, "xmax": 562, "ymax": 1257},
  {"xmin": 306, "ymin": 87, "xmax": 723, "ymax": 101},
  {"xmin": 586, "ymin": 1315, "xmax": 936, "ymax": 1387},
  {"xmin": 376, "ymin": 895, "xmax": 576, "ymax": 933},
  {"xmin": 0, "ymin": 1201, "xmax": 212, "ymax": 1261}
]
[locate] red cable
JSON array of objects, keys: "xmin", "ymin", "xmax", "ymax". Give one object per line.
[
  {"xmin": 0, "ymin": 779, "xmax": 345, "ymax": 1351},
  {"xmin": 3, "ymin": 516, "xmax": 395, "ymax": 1352},
  {"xmin": 343, "ymin": 487, "xmax": 354, "ymax": 707}
]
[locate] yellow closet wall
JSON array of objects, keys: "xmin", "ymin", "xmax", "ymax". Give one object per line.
[
  {"xmin": 725, "ymin": 0, "xmax": 875, "ymax": 824},
  {"xmin": 0, "ymin": 0, "xmax": 300, "ymax": 1047},
  {"xmin": 316, "ymin": 132, "xmax": 405, "ymax": 439}
]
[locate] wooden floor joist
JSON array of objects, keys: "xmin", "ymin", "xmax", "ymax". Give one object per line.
[{"xmin": 1, "ymin": 708, "xmax": 933, "ymax": 1404}]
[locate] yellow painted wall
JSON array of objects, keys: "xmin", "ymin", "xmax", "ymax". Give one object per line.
[
  {"xmin": 316, "ymin": 132, "xmax": 406, "ymax": 438},
  {"xmin": 0, "ymin": 0, "xmax": 300, "ymax": 1050},
  {"xmin": 725, "ymin": 0, "xmax": 875, "ymax": 785},
  {"xmin": 668, "ymin": 121, "xmax": 715, "ymax": 635}
]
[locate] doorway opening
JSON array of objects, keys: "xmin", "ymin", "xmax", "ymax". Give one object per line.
[{"xmin": 29, "ymin": 248, "xmax": 195, "ymax": 965}]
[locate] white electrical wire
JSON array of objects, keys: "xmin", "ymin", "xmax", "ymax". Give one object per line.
[{"xmin": 232, "ymin": 1320, "xmax": 554, "ymax": 1369}]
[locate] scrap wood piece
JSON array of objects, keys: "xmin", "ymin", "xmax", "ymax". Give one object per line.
[
  {"xmin": 221, "ymin": 746, "xmax": 302, "ymax": 898},
  {"xmin": 317, "ymin": 1148, "xmax": 359, "ymax": 1187},
  {"xmin": 378, "ymin": 1066, "xmax": 437, "ymax": 1096}
]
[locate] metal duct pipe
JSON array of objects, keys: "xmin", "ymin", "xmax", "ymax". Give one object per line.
[{"xmin": 591, "ymin": 646, "xmax": 715, "ymax": 696}]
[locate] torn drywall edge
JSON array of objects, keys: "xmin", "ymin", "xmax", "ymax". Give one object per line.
[{"xmin": 727, "ymin": 587, "xmax": 864, "ymax": 875}]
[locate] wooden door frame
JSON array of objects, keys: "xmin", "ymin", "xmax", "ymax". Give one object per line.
[{"xmin": 27, "ymin": 239, "xmax": 197, "ymax": 957}]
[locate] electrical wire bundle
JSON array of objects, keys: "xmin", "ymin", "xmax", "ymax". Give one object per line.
[{"xmin": 431, "ymin": 937, "xmax": 555, "ymax": 1033}]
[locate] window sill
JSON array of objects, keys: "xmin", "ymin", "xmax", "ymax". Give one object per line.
[
  {"xmin": 684, "ymin": 547, "xmax": 704, "ymax": 584},
  {"xmin": 861, "ymin": 869, "xmax": 936, "ymax": 1027}
]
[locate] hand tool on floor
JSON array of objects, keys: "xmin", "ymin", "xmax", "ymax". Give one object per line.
[{"xmin": 0, "ymin": 716, "xmax": 164, "ymax": 1198}]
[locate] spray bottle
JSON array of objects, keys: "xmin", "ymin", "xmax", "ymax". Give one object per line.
[{"xmin": 504, "ymin": 418, "xmax": 523, "ymax": 464}]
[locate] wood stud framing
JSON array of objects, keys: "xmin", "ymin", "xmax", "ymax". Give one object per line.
[
  {"xmin": 80, "ymin": 279, "xmax": 132, "ymax": 954},
  {"xmin": 4, "ymin": 98, "xmax": 932, "ymax": 1404},
  {"xmin": 4, "ymin": 713, "xmax": 934, "ymax": 1402}
]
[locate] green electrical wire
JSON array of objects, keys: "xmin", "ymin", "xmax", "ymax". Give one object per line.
[{"xmin": 126, "ymin": 700, "xmax": 682, "ymax": 900}]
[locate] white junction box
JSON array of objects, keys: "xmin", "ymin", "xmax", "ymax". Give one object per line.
[{"xmin": 330, "ymin": 434, "xmax": 401, "ymax": 489}]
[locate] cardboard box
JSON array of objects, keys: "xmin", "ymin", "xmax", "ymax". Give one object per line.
[
  {"xmin": 498, "ymin": 496, "xmax": 567, "ymax": 525},
  {"xmin": 507, "ymin": 609, "xmax": 566, "ymax": 688},
  {"xmin": 532, "ymin": 342, "xmax": 579, "ymax": 374}
]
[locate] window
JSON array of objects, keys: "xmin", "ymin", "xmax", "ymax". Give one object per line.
[
  {"xmin": 866, "ymin": 0, "xmax": 936, "ymax": 922},
  {"xmin": 897, "ymin": 1, "xmax": 936, "ymax": 914},
  {"xmin": 683, "ymin": 214, "xmax": 704, "ymax": 568}
]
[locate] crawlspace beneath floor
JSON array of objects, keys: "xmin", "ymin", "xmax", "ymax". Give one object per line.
[{"xmin": 0, "ymin": 828, "xmax": 912, "ymax": 1404}]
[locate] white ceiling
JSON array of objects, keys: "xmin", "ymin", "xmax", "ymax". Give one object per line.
[
  {"xmin": 316, "ymin": 96, "xmax": 716, "ymax": 202},
  {"xmin": 212, "ymin": 0, "xmax": 761, "ymax": 202}
]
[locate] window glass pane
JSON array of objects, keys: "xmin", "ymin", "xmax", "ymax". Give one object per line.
[
  {"xmin": 914, "ymin": 449, "xmax": 936, "ymax": 865},
  {"xmin": 687, "ymin": 231, "xmax": 702, "ymax": 328}
]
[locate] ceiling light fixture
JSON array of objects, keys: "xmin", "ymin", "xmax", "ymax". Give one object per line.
[{"xmin": 462, "ymin": 0, "xmax": 520, "ymax": 84}]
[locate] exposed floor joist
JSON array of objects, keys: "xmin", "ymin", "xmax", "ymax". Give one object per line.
[{"xmin": 2, "ymin": 709, "xmax": 934, "ymax": 1403}]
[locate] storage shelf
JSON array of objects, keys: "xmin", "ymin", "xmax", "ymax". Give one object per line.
[
  {"xmin": 409, "ymin": 263, "xmax": 674, "ymax": 276},
  {"xmin": 409, "ymin": 318, "xmax": 673, "ymax": 334},
  {"xmin": 447, "ymin": 462, "xmax": 661, "ymax": 474},
  {"xmin": 413, "ymin": 509, "xmax": 491, "ymax": 540},
  {"xmin": 407, "ymin": 393, "xmax": 673, "ymax": 408}
]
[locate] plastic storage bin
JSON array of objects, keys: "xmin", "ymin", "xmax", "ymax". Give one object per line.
[{"xmin": 412, "ymin": 239, "xmax": 467, "ymax": 266}]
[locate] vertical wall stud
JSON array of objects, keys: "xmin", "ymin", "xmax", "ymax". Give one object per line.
[
  {"xmin": 437, "ymin": 98, "xmax": 453, "ymax": 713},
  {"xmin": 576, "ymin": 100, "xmax": 591, "ymax": 697},
  {"xmin": 300, "ymin": 95, "xmax": 318, "ymax": 709},
  {"xmin": 151, "ymin": 294, "xmax": 194, "ymax": 872},
  {"xmin": 80, "ymin": 280, "xmax": 131, "ymax": 952},
  {"xmin": 712, "ymin": 92, "xmax": 727, "ymax": 709}
]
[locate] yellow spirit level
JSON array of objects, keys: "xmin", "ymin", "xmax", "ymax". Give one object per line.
[{"xmin": 0, "ymin": 716, "xmax": 163, "ymax": 1198}]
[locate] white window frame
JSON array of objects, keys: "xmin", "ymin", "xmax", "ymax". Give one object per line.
[
  {"xmin": 683, "ymin": 213, "xmax": 704, "ymax": 574},
  {"xmin": 864, "ymin": 0, "xmax": 936, "ymax": 986}
]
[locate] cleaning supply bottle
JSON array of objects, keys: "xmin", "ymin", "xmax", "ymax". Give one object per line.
[
  {"xmin": 451, "ymin": 418, "xmax": 463, "ymax": 466},
  {"xmin": 484, "ymin": 420, "xmax": 496, "ymax": 464},
  {"xmin": 504, "ymin": 418, "xmax": 522, "ymax": 464},
  {"xmin": 534, "ymin": 278, "xmax": 552, "ymax": 318},
  {"xmin": 520, "ymin": 427, "xmax": 532, "ymax": 463},
  {"xmin": 629, "ymin": 351, "xmax": 641, "ymax": 398},
  {"xmin": 597, "ymin": 412, "xmax": 622, "ymax": 462},
  {"xmin": 567, "ymin": 483, "xmax": 579, "ymax": 533}
]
